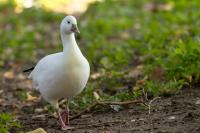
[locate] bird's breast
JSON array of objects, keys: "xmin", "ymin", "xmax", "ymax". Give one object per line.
[
  {"xmin": 38, "ymin": 56, "xmax": 90, "ymax": 101},
  {"xmin": 60, "ymin": 58, "xmax": 90, "ymax": 97}
]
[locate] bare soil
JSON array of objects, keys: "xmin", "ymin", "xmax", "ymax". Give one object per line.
[{"xmin": 1, "ymin": 72, "xmax": 200, "ymax": 133}]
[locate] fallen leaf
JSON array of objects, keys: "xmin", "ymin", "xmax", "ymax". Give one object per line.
[
  {"xmin": 27, "ymin": 128, "xmax": 47, "ymax": 133},
  {"xmin": 93, "ymin": 91, "xmax": 100, "ymax": 100},
  {"xmin": 3, "ymin": 71, "xmax": 14, "ymax": 79},
  {"xmin": 195, "ymin": 99, "xmax": 200, "ymax": 105},
  {"xmin": 91, "ymin": 72, "xmax": 101, "ymax": 80},
  {"xmin": 52, "ymin": 112, "xmax": 58, "ymax": 118},
  {"xmin": 27, "ymin": 92, "xmax": 38, "ymax": 101}
]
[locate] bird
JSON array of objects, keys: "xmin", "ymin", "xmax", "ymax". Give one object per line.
[{"xmin": 24, "ymin": 16, "xmax": 90, "ymax": 130}]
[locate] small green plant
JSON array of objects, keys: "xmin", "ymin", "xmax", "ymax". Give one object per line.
[
  {"xmin": 0, "ymin": 113, "xmax": 22, "ymax": 132},
  {"xmin": 46, "ymin": 105, "xmax": 54, "ymax": 113},
  {"xmin": 144, "ymin": 79, "xmax": 185, "ymax": 97},
  {"xmin": 16, "ymin": 90, "xmax": 28, "ymax": 101}
]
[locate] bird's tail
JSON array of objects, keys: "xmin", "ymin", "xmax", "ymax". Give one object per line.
[{"xmin": 23, "ymin": 67, "xmax": 35, "ymax": 73}]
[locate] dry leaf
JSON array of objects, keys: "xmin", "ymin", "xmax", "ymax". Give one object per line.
[
  {"xmin": 27, "ymin": 92, "xmax": 38, "ymax": 101},
  {"xmin": 195, "ymin": 99, "xmax": 200, "ymax": 105},
  {"xmin": 93, "ymin": 91, "xmax": 100, "ymax": 100},
  {"xmin": 3, "ymin": 71, "xmax": 14, "ymax": 79},
  {"xmin": 27, "ymin": 128, "xmax": 47, "ymax": 133},
  {"xmin": 52, "ymin": 112, "xmax": 58, "ymax": 118},
  {"xmin": 91, "ymin": 72, "xmax": 101, "ymax": 80}
]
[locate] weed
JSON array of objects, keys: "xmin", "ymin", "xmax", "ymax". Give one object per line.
[{"xmin": 0, "ymin": 113, "xmax": 22, "ymax": 132}]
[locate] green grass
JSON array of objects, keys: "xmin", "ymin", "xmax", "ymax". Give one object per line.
[
  {"xmin": 0, "ymin": 0, "xmax": 200, "ymax": 117},
  {"xmin": 0, "ymin": 113, "xmax": 22, "ymax": 132}
]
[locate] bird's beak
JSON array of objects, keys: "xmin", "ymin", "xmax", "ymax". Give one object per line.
[{"xmin": 71, "ymin": 24, "xmax": 80, "ymax": 33}]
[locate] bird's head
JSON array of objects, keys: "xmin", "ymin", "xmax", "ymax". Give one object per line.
[{"xmin": 60, "ymin": 16, "xmax": 80, "ymax": 35}]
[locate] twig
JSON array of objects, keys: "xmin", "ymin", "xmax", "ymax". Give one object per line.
[
  {"xmin": 100, "ymin": 100, "xmax": 143, "ymax": 106},
  {"xmin": 148, "ymin": 97, "xmax": 160, "ymax": 114},
  {"xmin": 70, "ymin": 99, "xmax": 143, "ymax": 120},
  {"xmin": 148, "ymin": 97, "xmax": 161, "ymax": 133}
]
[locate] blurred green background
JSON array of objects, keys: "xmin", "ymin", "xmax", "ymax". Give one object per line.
[{"xmin": 0, "ymin": 0, "xmax": 200, "ymax": 115}]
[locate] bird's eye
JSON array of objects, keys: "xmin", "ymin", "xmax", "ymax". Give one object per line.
[{"xmin": 67, "ymin": 21, "xmax": 70, "ymax": 24}]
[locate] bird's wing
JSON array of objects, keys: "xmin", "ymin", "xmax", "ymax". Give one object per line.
[
  {"xmin": 28, "ymin": 52, "xmax": 62, "ymax": 90},
  {"xmin": 28, "ymin": 52, "xmax": 62, "ymax": 79}
]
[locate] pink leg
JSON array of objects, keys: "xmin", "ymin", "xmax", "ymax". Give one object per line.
[
  {"xmin": 57, "ymin": 110, "xmax": 74, "ymax": 130},
  {"xmin": 61, "ymin": 106, "xmax": 69, "ymax": 125}
]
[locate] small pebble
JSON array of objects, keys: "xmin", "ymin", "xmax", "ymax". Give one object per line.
[
  {"xmin": 168, "ymin": 116, "xmax": 175, "ymax": 120},
  {"xmin": 131, "ymin": 119, "xmax": 136, "ymax": 122}
]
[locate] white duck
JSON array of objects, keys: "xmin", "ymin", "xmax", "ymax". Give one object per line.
[{"xmin": 25, "ymin": 16, "xmax": 90, "ymax": 130}]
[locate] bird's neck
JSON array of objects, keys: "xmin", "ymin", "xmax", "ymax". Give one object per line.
[{"xmin": 61, "ymin": 33, "xmax": 82, "ymax": 56}]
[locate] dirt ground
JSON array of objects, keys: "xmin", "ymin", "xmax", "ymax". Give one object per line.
[{"xmin": 1, "ymin": 73, "xmax": 200, "ymax": 133}]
